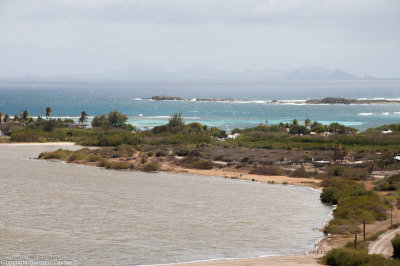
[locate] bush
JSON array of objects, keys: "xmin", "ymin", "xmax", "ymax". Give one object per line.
[
  {"xmin": 289, "ymin": 166, "xmax": 311, "ymax": 178},
  {"xmin": 97, "ymin": 159, "xmax": 107, "ymax": 167},
  {"xmin": 321, "ymin": 187, "xmax": 341, "ymax": 204},
  {"xmin": 88, "ymin": 154, "xmax": 102, "ymax": 162},
  {"xmin": 68, "ymin": 153, "xmax": 88, "ymax": 162},
  {"xmin": 11, "ymin": 129, "xmax": 46, "ymax": 142},
  {"xmin": 323, "ymin": 248, "xmax": 393, "ymax": 266},
  {"xmin": 189, "ymin": 160, "xmax": 214, "ymax": 170},
  {"xmin": 143, "ymin": 163, "xmax": 160, "ymax": 172},
  {"xmin": 98, "ymin": 132, "xmax": 143, "ymax": 146},
  {"xmin": 321, "ymin": 178, "xmax": 388, "ymax": 235},
  {"xmin": 39, "ymin": 149, "xmax": 72, "ymax": 160},
  {"xmin": 249, "ymin": 165, "xmax": 283, "ymax": 176},
  {"xmin": 156, "ymin": 151, "xmax": 167, "ymax": 157},
  {"xmin": 375, "ymin": 174, "xmax": 400, "ymax": 191},
  {"xmin": 326, "ymin": 165, "xmax": 370, "ymax": 181},
  {"xmin": 392, "ymin": 234, "xmax": 400, "ymax": 259},
  {"xmin": 105, "ymin": 161, "xmax": 131, "ymax": 170},
  {"xmin": 177, "ymin": 149, "xmax": 190, "ymax": 156}
]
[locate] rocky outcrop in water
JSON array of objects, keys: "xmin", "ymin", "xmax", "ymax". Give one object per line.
[
  {"xmin": 151, "ymin": 95, "xmax": 184, "ymax": 101},
  {"xmin": 305, "ymin": 97, "xmax": 400, "ymax": 104}
]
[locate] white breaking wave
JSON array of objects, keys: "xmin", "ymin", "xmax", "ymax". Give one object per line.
[
  {"xmin": 359, "ymin": 113, "xmax": 374, "ymax": 116},
  {"xmin": 381, "ymin": 112, "xmax": 390, "ymax": 116}
]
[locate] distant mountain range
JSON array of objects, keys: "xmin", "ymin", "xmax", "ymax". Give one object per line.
[
  {"xmin": 96, "ymin": 65, "xmax": 372, "ymax": 81},
  {"xmin": 6, "ymin": 65, "xmax": 377, "ymax": 81}
]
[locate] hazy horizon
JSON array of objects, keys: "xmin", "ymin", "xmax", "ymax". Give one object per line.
[{"xmin": 0, "ymin": 0, "xmax": 399, "ymax": 78}]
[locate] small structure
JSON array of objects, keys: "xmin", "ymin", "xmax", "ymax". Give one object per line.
[
  {"xmin": 382, "ymin": 130, "xmax": 393, "ymax": 134},
  {"xmin": 395, "ymin": 156, "xmax": 400, "ymax": 164},
  {"xmin": 226, "ymin": 133, "xmax": 240, "ymax": 139}
]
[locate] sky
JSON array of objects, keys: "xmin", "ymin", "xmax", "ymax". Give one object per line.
[{"xmin": 0, "ymin": 0, "xmax": 399, "ymax": 78}]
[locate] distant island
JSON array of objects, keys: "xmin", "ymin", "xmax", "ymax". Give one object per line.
[
  {"xmin": 147, "ymin": 96, "xmax": 400, "ymax": 104},
  {"xmin": 305, "ymin": 97, "xmax": 400, "ymax": 104}
]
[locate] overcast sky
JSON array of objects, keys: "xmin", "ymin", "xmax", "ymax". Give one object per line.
[{"xmin": 0, "ymin": 0, "xmax": 399, "ymax": 77}]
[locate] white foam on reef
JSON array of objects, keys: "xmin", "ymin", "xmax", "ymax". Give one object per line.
[
  {"xmin": 359, "ymin": 113, "xmax": 374, "ymax": 116},
  {"xmin": 381, "ymin": 112, "xmax": 390, "ymax": 116}
]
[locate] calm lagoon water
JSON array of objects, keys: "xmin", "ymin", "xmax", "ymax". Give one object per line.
[{"xmin": 0, "ymin": 144, "xmax": 332, "ymax": 265}]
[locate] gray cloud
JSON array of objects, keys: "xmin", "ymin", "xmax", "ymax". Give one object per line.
[{"xmin": 0, "ymin": 0, "xmax": 399, "ymax": 77}]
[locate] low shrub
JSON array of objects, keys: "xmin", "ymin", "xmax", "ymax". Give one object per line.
[
  {"xmin": 249, "ymin": 165, "xmax": 283, "ymax": 176},
  {"xmin": 98, "ymin": 132, "xmax": 143, "ymax": 146},
  {"xmin": 11, "ymin": 129, "xmax": 46, "ymax": 142},
  {"xmin": 321, "ymin": 178, "xmax": 388, "ymax": 235},
  {"xmin": 392, "ymin": 234, "xmax": 400, "ymax": 259},
  {"xmin": 67, "ymin": 153, "xmax": 88, "ymax": 162},
  {"xmin": 176, "ymin": 149, "xmax": 190, "ymax": 156},
  {"xmin": 105, "ymin": 161, "xmax": 131, "ymax": 170},
  {"xmin": 156, "ymin": 151, "xmax": 167, "ymax": 157},
  {"xmin": 375, "ymin": 174, "xmax": 400, "ymax": 191},
  {"xmin": 38, "ymin": 149, "xmax": 72, "ymax": 160},
  {"xmin": 88, "ymin": 154, "xmax": 102, "ymax": 162},
  {"xmin": 189, "ymin": 160, "xmax": 214, "ymax": 170},
  {"xmin": 289, "ymin": 166, "xmax": 311, "ymax": 178},
  {"xmin": 143, "ymin": 163, "xmax": 160, "ymax": 172},
  {"xmin": 323, "ymin": 248, "xmax": 394, "ymax": 266},
  {"xmin": 326, "ymin": 165, "xmax": 370, "ymax": 180},
  {"xmin": 97, "ymin": 159, "xmax": 107, "ymax": 167}
]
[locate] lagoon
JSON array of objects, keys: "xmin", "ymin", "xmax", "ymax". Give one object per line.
[{"xmin": 0, "ymin": 144, "xmax": 332, "ymax": 265}]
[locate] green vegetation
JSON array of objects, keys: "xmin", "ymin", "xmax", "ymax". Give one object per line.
[
  {"xmin": 229, "ymin": 121, "xmax": 400, "ymax": 153},
  {"xmin": 143, "ymin": 162, "xmax": 160, "ymax": 172},
  {"xmin": 104, "ymin": 161, "xmax": 132, "ymax": 170},
  {"xmin": 39, "ymin": 149, "xmax": 73, "ymax": 160},
  {"xmin": 92, "ymin": 110, "xmax": 135, "ymax": 131},
  {"xmin": 375, "ymin": 174, "xmax": 400, "ymax": 191},
  {"xmin": 393, "ymin": 234, "xmax": 400, "ymax": 259},
  {"xmin": 321, "ymin": 178, "xmax": 388, "ymax": 234},
  {"xmin": 323, "ymin": 247, "xmax": 398, "ymax": 266},
  {"xmin": 189, "ymin": 159, "xmax": 214, "ymax": 170},
  {"xmin": 249, "ymin": 165, "xmax": 283, "ymax": 176}
]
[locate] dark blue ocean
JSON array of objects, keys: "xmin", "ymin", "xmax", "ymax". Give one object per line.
[{"xmin": 1, "ymin": 79, "xmax": 400, "ymax": 131}]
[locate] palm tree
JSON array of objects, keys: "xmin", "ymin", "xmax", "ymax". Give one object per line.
[
  {"xmin": 292, "ymin": 119, "xmax": 299, "ymax": 126},
  {"xmin": 4, "ymin": 114, "xmax": 9, "ymax": 123},
  {"xmin": 22, "ymin": 110, "xmax": 29, "ymax": 121},
  {"xmin": 305, "ymin": 118, "xmax": 312, "ymax": 127},
  {"xmin": 79, "ymin": 111, "xmax": 88, "ymax": 124},
  {"xmin": 45, "ymin": 107, "xmax": 52, "ymax": 119}
]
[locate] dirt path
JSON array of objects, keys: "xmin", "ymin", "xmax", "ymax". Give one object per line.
[{"xmin": 369, "ymin": 227, "xmax": 400, "ymax": 258}]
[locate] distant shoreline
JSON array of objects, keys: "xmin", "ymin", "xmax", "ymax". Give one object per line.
[{"xmin": 142, "ymin": 96, "xmax": 400, "ymax": 105}]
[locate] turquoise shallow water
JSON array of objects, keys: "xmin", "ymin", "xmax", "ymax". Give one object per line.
[{"xmin": 1, "ymin": 79, "xmax": 400, "ymax": 131}]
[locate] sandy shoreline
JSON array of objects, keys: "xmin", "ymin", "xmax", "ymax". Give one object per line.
[{"xmin": 0, "ymin": 142, "xmax": 76, "ymax": 146}]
